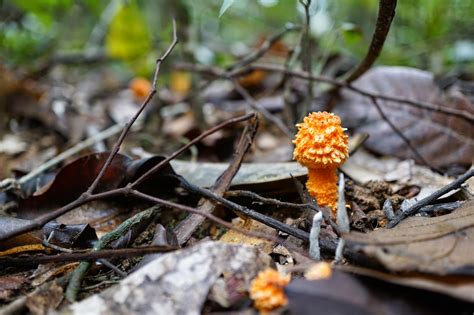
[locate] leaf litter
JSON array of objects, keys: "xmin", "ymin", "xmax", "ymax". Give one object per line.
[{"xmin": 1, "ymin": 10, "xmax": 474, "ymax": 315}]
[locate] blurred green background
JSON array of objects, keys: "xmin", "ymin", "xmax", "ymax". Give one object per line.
[{"xmin": 1, "ymin": 0, "xmax": 473, "ymax": 76}]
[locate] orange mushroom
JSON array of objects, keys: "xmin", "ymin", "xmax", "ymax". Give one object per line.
[
  {"xmin": 293, "ymin": 112, "xmax": 349, "ymax": 215},
  {"xmin": 129, "ymin": 77, "xmax": 152, "ymax": 101},
  {"xmin": 249, "ymin": 268, "xmax": 290, "ymax": 314}
]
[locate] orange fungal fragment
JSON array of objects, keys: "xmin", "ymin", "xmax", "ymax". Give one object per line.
[{"xmin": 249, "ymin": 268, "xmax": 290, "ymax": 313}]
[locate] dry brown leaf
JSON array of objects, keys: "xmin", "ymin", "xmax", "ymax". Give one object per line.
[
  {"xmin": 345, "ymin": 200, "xmax": 474, "ymax": 275},
  {"xmin": 339, "ymin": 265, "xmax": 474, "ymax": 303},
  {"xmin": 335, "ymin": 66, "xmax": 474, "ymax": 168},
  {"xmin": 220, "ymin": 218, "xmax": 276, "ymax": 254}
]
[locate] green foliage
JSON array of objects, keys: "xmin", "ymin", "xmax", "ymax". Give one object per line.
[
  {"xmin": 219, "ymin": 0, "xmax": 236, "ymax": 18},
  {"xmin": 105, "ymin": 1, "xmax": 151, "ymax": 60},
  {"xmin": 1, "ymin": 0, "xmax": 473, "ymax": 74}
]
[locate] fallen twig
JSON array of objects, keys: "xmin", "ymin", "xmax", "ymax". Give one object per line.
[
  {"xmin": 174, "ymin": 114, "xmax": 258, "ymax": 244},
  {"xmin": 0, "ymin": 245, "xmax": 176, "ymax": 267},
  {"xmin": 225, "ymin": 190, "xmax": 318, "ymax": 210},
  {"xmin": 369, "ymin": 96, "xmax": 438, "ymax": 170},
  {"xmin": 232, "ymin": 80, "xmax": 293, "ymax": 138},
  {"xmin": 387, "ymin": 168, "xmax": 474, "ymax": 228},
  {"xmin": 174, "ymin": 175, "xmax": 311, "ymax": 242},
  {"xmin": 226, "ymin": 23, "xmax": 300, "ymax": 71}
]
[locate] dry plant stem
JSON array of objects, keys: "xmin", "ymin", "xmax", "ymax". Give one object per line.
[
  {"xmin": 226, "ymin": 23, "xmax": 300, "ymax": 71},
  {"xmin": 0, "ymin": 246, "xmax": 176, "ymax": 267},
  {"xmin": 86, "ymin": 21, "xmax": 178, "ymax": 195},
  {"xmin": 232, "ymin": 80, "xmax": 293, "ymax": 138},
  {"xmin": 97, "ymin": 258, "xmax": 127, "ymax": 277},
  {"xmin": 174, "ymin": 115, "xmax": 258, "ymax": 244},
  {"xmin": 129, "ymin": 189, "xmax": 289, "ymax": 245},
  {"xmin": 299, "ymin": 0, "xmax": 313, "ymax": 120},
  {"xmin": 282, "ymin": 28, "xmax": 304, "ymax": 128},
  {"xmin": 225, "ymin": 190, "xmax": 319, "ymax": 211},
  {"xmin": 345, "ymin": 0, "xmax": 397, "ymax": 83},
  {"xmin": 369, "ymin": 96, "xmax": 436, "ymax": 170},
  {"xmin": 420, "ymin": 201, "xmax": 464, "ymax": 213},
  {"xmin": 388, "ymin": 168, "xmax": 474, "ymax": 228},
  {"xmin": 179, "ymin": 63, "xmax": 473, "ymax": 123},
  {"xmin": 175, "ymin": 175, "xmax": 310, "ymax": 241}
]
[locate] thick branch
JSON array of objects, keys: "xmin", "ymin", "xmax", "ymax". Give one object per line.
[{"xmin": 345, "ymin": 0, "xmax": 397, "ymax": 83}]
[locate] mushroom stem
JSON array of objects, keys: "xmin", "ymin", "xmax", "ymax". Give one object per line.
[{"xmin": 307, "ymin": 167, "xmax": 338, "ymax": 215}]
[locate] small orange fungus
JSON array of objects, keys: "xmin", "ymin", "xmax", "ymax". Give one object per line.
[
  {"xmin": 249, "ymin": 268, "xmax": 290, "ymax": 313},
  {"xmin": 129, "ymin": 77, "xmax": 151, "ymax": 101},
  {"xmin": 293, "ymin": 112, "xmax": 349, "ymax": 214},
  {"xmin": 304, "ymin": 262, "xmax": 333, "ymax": 280}
]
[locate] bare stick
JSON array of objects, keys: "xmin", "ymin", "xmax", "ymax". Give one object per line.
[
  {"xmin": 387, "ymin": 168, "xmax": 474, "ymax": 228},
  {"xmin": 0, "ymin": 245, "xmax": 176, "ymax": 267},
  {"xmin": 129, "ymin": 189, "xmax": 289, "ymax": 245},
  {"xmin": 232, "ymin": 80, "xmax": 293, "ymax": 138},
  {"xmin": 369, "ymin": 96, "xmax": 438, "ymax": 170},
  {"xmin": 86, "ymin": 20, "xmax": 178, "ymax": 195},
  {"xmin": 226, "ymin": 23, "xmax": 300, "ymax": 71},
  {"xmin": 298, "ymin": 0, "xmax": 314, "ymax": 119},
  {"xmin": 345, "ymin": 0, "xmax": 397, "ymax": 83},
  {"xmin": 225, "ymin": 190, "xmax": 319, "ymax": 211},
  {"xmin": 66, "ymin": 205, "xmax": 161, "ymax": 301},
  {"xmin": 174, "ymin": 115, "xmax": 258, "ymax": 244},
  {"xmin": 175, "ymin": 175, "xmax": 310, "ymax": 241}
]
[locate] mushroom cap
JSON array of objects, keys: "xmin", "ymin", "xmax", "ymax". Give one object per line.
[{"xmin": 293, "ymin": 111, "xmax": 349, "ymax": 168}]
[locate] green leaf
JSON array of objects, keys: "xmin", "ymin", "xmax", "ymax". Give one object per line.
[
  {"xmin": 105, "ymin": 1, "xmax": 151, "ymax": 60},
  {"xmin": 219, "ymin": 0, "xmax": 236, "ymax": 18}
]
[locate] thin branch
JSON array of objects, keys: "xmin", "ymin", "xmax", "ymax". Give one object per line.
[
  {"xmin": 175, "ymin": 175, "xmax": 310, "ymax": 241},
  {"xmin": 225, "ymin": 190, "xmax": 318, "ymax": 210},
  {"xmin": 369, "ymin": 96, "xmax": 438, "ymax": 170},
  {"xmin": 0, "ymin": 245, "xmax": 176, "ymax": 267},
  {"xmin": 129, "ymin": 189, "xmax": 288, "ymax": 244},
  {"xmin": 86, "ymin": 20, "xmax": 178, "ymax": 195},
  {"xmin": 387, "ymin": 168, "xmax": 474, "ymax": 228},
  {"xmin": 345, "ymin": 0, "xmax": 397, "ymax": 83},
  {"xmin": 226, "ymin": 23, "xmax": 300, "ymax": 71},
  {"xmin": 174, "ymin": 115, "xmax": 258, "ymax": 244},
  {"xmin": 298, "ymin": 0, "xmax": 314, "ymax": 119},
  {"xmin": 232, "ymin": 80, "xmax": 293, "ymax": 138},
  {"xmin": 243, "ymin": 64, "xmax": 474, "ymax": 123},
  {"xmin": 66, "ymin": 205, "xmax": 162, "ymax": 301}
]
